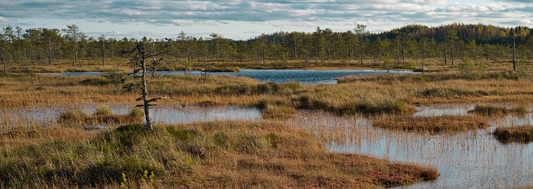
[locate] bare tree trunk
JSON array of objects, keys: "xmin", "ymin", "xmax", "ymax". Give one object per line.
[
  {"xmin": 3, "ymin": 55, "xmax": 6, "ymax": 76},
  {"xmin": 139, "ymin": 45, "xmax": 153, "ymax": 130},
  {"xmin": 294, "ymin": 41, "xmax": 297, "ymax": 60},
  {"xmin": 204, "ymin": 53, "xmax": 207, "ymax": 80},
  {"xmin": 444, "ymin": 47, "xmax": 447, "ymax": 65},
  {"xmin": 422, "ymin": 43, "xmax": 425, "ymax": 75},
  {"xmin": 396, "ymin": 42, "xmax": 400, "ymax": 64},
  {"xmin": 402, "ymin": 41, "xmax": 405, "ymax": 64},
  {"xmin": 72, "ymin": 52, "xmax": 75, "ymax": 66},
  {"xmin": 451, "ymin": 40, "xmax": 454, "ymax": 65},
  {"xmin": 47, "ymin": 47, "xmax": 52, "ymax": 64},
  {"xmin": 103, "ymin": 41, "xmax": 106, "ymax": 66},
  {"xmin": 227, "ymin": 46, "xmax": 231, "ymax": 62},
  {"xmin": 262, "ymin": 46, "xmax": 265, "ymax": 64},
  {"xmin": 513, "ymin": 35, "xmax": 516, "ymax": 71},
  {"xmin": 379, "ymin": 46, "xmax": 382, "ymax": 64},
  {"xmin": 360, "ymin": 39, "xmax": 363, "ymax": 64},
  {"xmin": 349, "ymin": 43, "xmax": 352, "ymax": 58},
  {"xmin": 216, "ymin": 43, "xmax": 219, "ymax": 60},
  {"xmin": 315, "ymin": 46, "xmax": 318, "ymax": 64}
]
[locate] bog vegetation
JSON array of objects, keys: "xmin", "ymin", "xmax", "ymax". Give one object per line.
[{"xmin": 1, "ymin": 22, "xmax": 533, "ymax": 188}]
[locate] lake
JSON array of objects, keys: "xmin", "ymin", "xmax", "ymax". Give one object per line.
[{"xmin": 39, "ymin": 69, "xmax": 414, "ymax": 84}]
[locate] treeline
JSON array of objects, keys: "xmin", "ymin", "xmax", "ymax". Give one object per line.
[{"xmin": 1, "ymin": 23, "xmax": 533, "ymax": 73}]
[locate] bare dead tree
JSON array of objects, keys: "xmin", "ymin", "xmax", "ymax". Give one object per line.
[{"xmin": 120, "ymin": 40, "xmax": 184, "ymax": 131}]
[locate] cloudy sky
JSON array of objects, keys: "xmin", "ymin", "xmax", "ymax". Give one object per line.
[{"xmin": 0, "ymin": 0, "xmax": 532, "ymax": 40}]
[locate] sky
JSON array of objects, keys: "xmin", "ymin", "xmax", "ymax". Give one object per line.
[{"xmin": 0, "ymin": 0, "xmax": 532, "ymax": 40}]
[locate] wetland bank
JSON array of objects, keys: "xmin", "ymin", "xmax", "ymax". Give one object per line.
[
  {"xmin": 3, "ymin": 64, "xmax": 533, "ymax": 188},
  {"xmin": 2, "ymin": 23, "xmax": 533, "ymax": 188}
]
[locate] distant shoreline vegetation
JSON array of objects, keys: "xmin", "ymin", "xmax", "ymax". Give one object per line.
[{"xmin": 1, "ymin": 23, "xmax": 532, "ymax": 77}]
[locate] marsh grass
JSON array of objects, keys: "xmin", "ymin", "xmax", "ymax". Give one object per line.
[
  {"xmin": 0, "ymin": 121, "xmax": 438, "ymax": 188},
  {"xmin": 417, "ymin": 87, "xmax": 491, "ymax": 98},
  {"xmin": 94, "ymin": 106, "xmax": 113, "ymax": 116},
  {"xmin": 129, "ymin": 107, "xmax": 144, "ymax": 118},
  {"xmin": 468, "ymin": 104, "xmax": 528, "ymax": 115},
  {"xmin": 59, "ymin": 108, "xmax": 142, "ymax": 124},
  {"xmin": 3, "ymin": 71, "xmax": 533, "ymax": 110},
  {"xmin": 336, "ymin": 100, "xmax": 415, "ymax": 116},
  {"xmin": 337, "ymin": 71, "xmax": 529, "ymax": 84},
  {"xmin": 261, "ymin": 103, "xmax": 296, "ymax": 119},
  {"xmin": 259, "ymin": 97, "xmax": 415, "ymax": 117},
  {"xmin": 493, "ymin": 126, "xmax": 533, "ymax": 143},
  {"xmin": 373, "ymin": 115, "xmax": 489, "ymax": 133}
]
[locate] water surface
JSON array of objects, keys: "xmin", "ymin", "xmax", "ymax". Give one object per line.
[
  {"xmin": 284, "ymin": 104, "xmax": 533, "ymax": 189},
  {"xmin": 2, "ymin": 103, "xmax": 533, "ymax": 188},
  {"xmin": 39, "ymin": 69, "xmax": 414, "ymax": 84}
]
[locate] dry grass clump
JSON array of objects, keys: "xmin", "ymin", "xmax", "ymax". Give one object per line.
[
  {"xmin": 373, "ymin": 115, "xmax": 489, "ymax": 133},
  {"xmin": 337, "ymin": 71, "xmax": 529, "ymax": 84},
  {"xmin": 197, "ymin": 100, "xmax": 225, "ymax": 107},
  {"xmin": 94, "ymin": 106, "xmax": 113, "ymax": 116},
  {"xmin": 416, "ymin": 87, "xmax": 491, "ymax": 98},
  {"xmin": 210, "ymin": 67, "xmax": 240, "ymax": 72},
  {"xmin": 468, "ymin": 104, "xmax": 528, "ymax": 115},
  {"xmin": 59, "ymin": 108, "xmax": 142, "ymax": 124},
  {"xmin": 336, "ymin": 100, "xmax": 416, "ymax": 116},
  {"xmin": 261, "ymin": 103, "xmax": 296, "ymax": 119},
  {"xmin": 493, "ymin": 126, "xmax": 533, "ymax": 143},
  {"xmin": 129, "ymin": 107, "xmax": 144, "ymax": 118},
  {"xmin": 259, "ymin": 96, "xmax": 415, "ymax": 117},
  {"xmin": 0, "ymin": 121, "xmax": 438, "ymax": 188}
]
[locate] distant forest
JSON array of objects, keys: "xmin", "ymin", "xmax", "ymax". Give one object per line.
[{"xmin": 1, "ymin": 23, "xmax": 533, "ymax": 69}]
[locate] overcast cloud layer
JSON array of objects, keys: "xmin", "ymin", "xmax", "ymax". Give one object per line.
[{"xmin": 0, "ymin": 0, "xmax": 532, "ymax": 40}]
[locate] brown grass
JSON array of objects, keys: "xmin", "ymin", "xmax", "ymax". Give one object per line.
[
  {"xmin": 3, "ymin": 68, "xmax": 533, "ymax": 111},
  {"xmin": 373, "ymin": 115, "xmax": 489, "ymax": 133},
  {"xmin": 261, "ymin": 103, "xmax": 296, "ymax": 119},
  {"xmin": 0, "ymin": 121, "xmax": 438, "ymax": 188},
  {"xmin": 59, "ymin": 108, "xmax": 142, "ymax": 124},
  {"xmin": 493, "ymin": 126, "xmax": 533, "ymax": 143},
  {"xmin": 468, "ymin": 104, "xmax": 528, "ymax": 116}
]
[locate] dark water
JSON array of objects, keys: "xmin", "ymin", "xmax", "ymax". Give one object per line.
[
  {"xmin": 39, "ymin": 69, "xmax": 414, "ymax": 84},
  {"xmin": 3, "ymin": 103, "xmax": 533, "ymax": 188}
]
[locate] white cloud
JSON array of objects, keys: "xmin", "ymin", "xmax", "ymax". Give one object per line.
[
  {"xmin": 0, "ymin": 16, "xmax": 10, "ymax": 23},
  {"xmin": 0, "ymin": 0, "xmax": 532, "ymax": 40}
]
